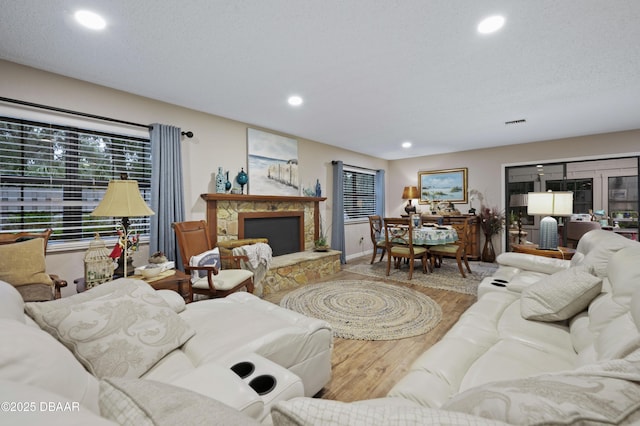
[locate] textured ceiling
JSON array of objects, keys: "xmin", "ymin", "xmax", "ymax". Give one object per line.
[{"xmin": 1, "ymin": 1, "xmax": 640, "ymax": 160}]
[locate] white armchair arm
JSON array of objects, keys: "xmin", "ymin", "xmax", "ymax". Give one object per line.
[{"xmin": 496, "ymin": 252, "xmax": 570, "ymax": 275}]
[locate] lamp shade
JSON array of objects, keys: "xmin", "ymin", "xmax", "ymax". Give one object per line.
[
  {"xmin": 527, "ymin": 192, "xmax": 573, "ymax": 216},
  {"xmin": 402, "ymin": 186, "xmax": 419, "ymax": 200},
  {"xmin": 509, "ymin": 193, "xmax": 528, "ymax": 207},
  {"xmin": 527, "ymin": 191, "xmax": 573, "ymax": 250},
  {"xmin": 91, "ymin": 180, "xmax": 155, "ymax": 218}
]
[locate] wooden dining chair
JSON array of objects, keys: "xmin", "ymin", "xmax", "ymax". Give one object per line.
[
  {"xmin": 383, "ymin": 217, "xmax": 429, "ymax": 280},
  {"xmin": 172, "ymin": 220, "xmax": 254, "ymax": 299},
  {"xmin": 429, "ymin": 216, "xmax": 473, "ymax": 278},
  {"xmin": 368, "ymin": 215, "xmax": 386, "ymax": 264}
]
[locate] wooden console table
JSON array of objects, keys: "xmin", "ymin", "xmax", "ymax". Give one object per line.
[{"xmin": 511, "ymin": 244, "xmax": 576, "ymax": 260}]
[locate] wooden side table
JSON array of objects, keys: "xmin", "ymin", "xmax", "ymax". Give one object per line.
[
  {"xmin": 75, "ymin": 269, "xmax": 193, "ymax": 303},
  {"xmin": 511, "ymin": 244, "xmax": 576, "ymax": 260},
  {"xmin": 145, "ymin": 270, "xmax": 193, "ymax": 303}
]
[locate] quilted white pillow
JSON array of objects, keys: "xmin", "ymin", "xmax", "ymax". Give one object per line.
[
  {"xmin": 100, "ymin": 377, "xmax": 259, "ymax": 425},
  {"xmin": 520, "ymin": 266, "xmax": 602, "ymax": 321},
  {"xmin": 272, "ymin": 397, "xmax": 508, "ymax": 426},
  {"xmin": 39, "ymin": 292, "xmax": 195, "ymax": 379},
  {"xmin": 189, "ymin": 248, "xmax": 221, "ymax": 282}
]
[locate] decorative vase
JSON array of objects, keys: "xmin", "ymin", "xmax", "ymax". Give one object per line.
[
  {"xmin": 315, "ymin": 179, "xmax": 322, "ymax": 197},
  {"xmin": 236, "ymin": 168, "xmax": 248, "ymax": 194},
  {"xmin": 215, "ymin": 166, "xmax": 225, "ymax": 193},
  {"xmin": 225, "ymin": 171, "xmax": 232, "ymax": 192},
  {"xmin": 482, "ymin": 233, "xmax": 496, "ymax": 263}
]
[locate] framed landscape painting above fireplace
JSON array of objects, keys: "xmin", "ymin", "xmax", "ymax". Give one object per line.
[
  {"xmin": 418, "ymin": 168, "xmax": 468, "ymax": 204},
  {"xmin": 247, "ymin": 128, "xmax": 299, "ymax": 196}
]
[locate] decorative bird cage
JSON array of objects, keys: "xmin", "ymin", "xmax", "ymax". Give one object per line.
[{"xmin": 84, "ymin": 233, "xmax": 115, "ymax": 289}]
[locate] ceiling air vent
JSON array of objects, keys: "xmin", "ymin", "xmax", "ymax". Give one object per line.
[{"xmin": 505, "ymin": 119, "xmax": 526, "ymax": 125}]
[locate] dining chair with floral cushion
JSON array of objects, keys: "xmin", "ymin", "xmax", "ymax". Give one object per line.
[
  {"xmin": 368, "ymin": 215, "xmax": 386, "ymax": 264},
  {"xmin": 428, "ymin": 216, "xmax": 473, "ymax": 278},
  {"xmin": 383, "ymin": 217, "xmax": 429, "ymax": 280}
]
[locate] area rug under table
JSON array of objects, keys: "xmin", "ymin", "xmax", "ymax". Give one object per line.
[
  {"xmin": 343, "ymin": 260, "xmax": 498, "ymax": 296},
  {"xmin": 280, "ymin": 280, "xmax": 442, "ymax": 341}
]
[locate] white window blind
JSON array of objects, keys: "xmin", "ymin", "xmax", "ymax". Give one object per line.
[
  {"xmin": 0, "ymin": 116, "xmax": 151, "ymax": 243},
  {"xmin": 343, "ymin": 167, "xmax": 376, "ymax": 221}
]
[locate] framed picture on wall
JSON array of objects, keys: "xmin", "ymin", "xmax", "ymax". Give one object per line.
[
  {"xmin": 418, "ymin": 168, "xmax": 468, "ymax": 204},
  {"xmin": 247, "ymin": 128, "xmax": 299, "ymax": 196}
]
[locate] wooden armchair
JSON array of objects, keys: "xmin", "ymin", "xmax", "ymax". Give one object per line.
[
  {"xmin": 383, "ymin": 217, "xmax": 429, "ymax": 280},
  {"xmin": 172, "ymin": 220, "xmax": 254, "ymax": 299},
  {"xmin": 429, "ymin": 217, "xmax": 473, "ymax": 278},
  {"xmin": 0, "ymin": 229, "xmax": 67, "ymax": 301},
  {"xmin": 368, "ymin": 215, "xmax": 386, "ymax": 264}
]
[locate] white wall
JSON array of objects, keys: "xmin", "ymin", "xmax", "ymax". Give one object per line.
[
  {"xmin": 1, "ymin": 60, "xmax": 639, "ymax": 294},
  {"xmin": 0, "ymin": 60, "xmax": 387, "ymax": 294}
]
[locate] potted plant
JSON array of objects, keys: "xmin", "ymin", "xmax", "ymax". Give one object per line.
[{"xmin": 314, "ymin": 215, "xmax": 330, "ymax": 251}]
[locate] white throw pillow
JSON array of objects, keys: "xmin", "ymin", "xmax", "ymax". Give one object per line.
[
  {"xmin": 39, "ymin": 292, "xmax": 195, "ymax": 379},
  {"xmin": 443, "ymin": 358, "xmax": 640, "ymax": 425},
  {"xmin": 25, "ymin": 278, "xmax": 154, "ymax": 334},
  {"xmin": 520, "ymin": 266, "xmax": 602, "ymax": 321},
  {"xmin": 99, "ymin": 377, "xmax": 259, "ymax": 425},
  {"xmin": 189, "ymin": 248, "xmax": 221, "ymax": 282}
]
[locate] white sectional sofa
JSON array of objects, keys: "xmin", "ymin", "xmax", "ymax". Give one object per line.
[
  {"xmin": 271, "ymin": 230, "xmax": 640, "ymax": 425},
  {"xmin": 0, "ymin": 278, "xmax": 333, "ymax": 425}
]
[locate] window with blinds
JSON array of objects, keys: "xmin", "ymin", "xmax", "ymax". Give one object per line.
[
  {"xmin": 0, "ymin": 116, "xmax": 151, "ymax": 244},
  {"xmin": 343, "ymin": 168, "xmax": 376, "ymax": 221}
]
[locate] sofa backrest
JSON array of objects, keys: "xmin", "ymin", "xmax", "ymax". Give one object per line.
[
  {"xmin": 575, "ymin": 229, "xmax": 639, "ymax": 277},
  {"xmin": 0, "ymin": 280, "xmax": 27, "ymax": 323},
  {"xmin": 571, "ymin": 245, "xmax": 640, "ymax": 366}
]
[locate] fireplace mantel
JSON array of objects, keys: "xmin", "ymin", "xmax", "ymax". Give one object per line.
[{"xmin": 200, "ymin": 193, "xmax": 326, "ymax": 248}]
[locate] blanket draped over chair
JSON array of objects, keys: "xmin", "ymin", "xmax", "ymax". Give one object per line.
[{"xmin": 233, "ymin": 243, "xmax": 272, "ymax": 297}]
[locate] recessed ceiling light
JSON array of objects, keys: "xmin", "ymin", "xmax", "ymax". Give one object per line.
[
  {"xmin": 288, "ymin": 95, "xmax": 303, "ymax": 106},
  {"xmin": 402, "ymin": 141, "xmax": 412, "ymax": 148},
  {"xmin": 74, "ymin": 10, "xmax": 106, "ymax": 30},
  {"xmin": 477, "ymin": 15, "xmax": 505, "ymax": 34}
]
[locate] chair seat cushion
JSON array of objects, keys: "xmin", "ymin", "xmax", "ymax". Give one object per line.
[
  {"xmin": 390, "ymin": 246, "xmax": 427, "ymax": 256},
  {"xmin": 16, "ymin": 283, "xmax": 54, "ymax": 302},
  {"xmin": 192, "ymin": 269, "xmax": 253, "ymax": 291},
  {"xmin": 430, "ymin": 244, "xmax": 459, "ymax": 254}
]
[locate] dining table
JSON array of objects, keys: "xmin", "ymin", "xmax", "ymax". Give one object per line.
[
  {"xmin": 379, "ymin": 223, "xmax": 459, "ymax": 246},
  {"xmin": 412, "ymin": 225, "xmax": 458, "ymax": 246}
]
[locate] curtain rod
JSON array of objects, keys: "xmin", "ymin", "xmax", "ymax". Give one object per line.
[
  {"xmin": 0, "ymin": 96, "xmax": 195, "ymax": 138},
  {"xmin": 0, "ymin": 96, "xmax": 152, "ymax": 129},
  {"xmin": 331, "ymin": 160, "xmax": 378, "ymax": 172}
]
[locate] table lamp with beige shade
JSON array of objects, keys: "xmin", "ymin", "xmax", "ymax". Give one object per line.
[
  {"xmin": 527, "ymin": 191, "xmax": 573, "ymax": 250},
  {"xmin": 402, "ymin": 185, "xmax": 419, "ymax": 215},
  {"xmin": 91, "ymin": 174, "xmax": 155, "ymax": 277}
]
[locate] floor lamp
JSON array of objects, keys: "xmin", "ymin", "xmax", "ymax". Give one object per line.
[
  {"xmin": 527, "ymin": 191, "xmax": 573, "ymax": 250},
  {"xmin": 91, "ymin": 176, "xmax": 155, "ymax": 277}
]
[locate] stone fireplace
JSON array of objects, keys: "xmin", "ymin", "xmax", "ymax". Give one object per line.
[
  {"xmin": 200, "ymin": 193, "xmax": 340, "ymax": 296},
  {"xmin": 200, "ymin": 193, "xmax": 325, "ymax": 251}
]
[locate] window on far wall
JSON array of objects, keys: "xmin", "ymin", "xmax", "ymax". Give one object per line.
[
  {"xmin": 343, "ymin": 167, "xmax": 376, "ymax": 222},
  {"xmin": 0, "ymin": 116, "xmax": 151, "ymax": 246}
]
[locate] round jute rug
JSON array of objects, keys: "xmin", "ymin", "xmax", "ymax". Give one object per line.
[{"xmin": 280, "ymin": 280, "xmax": 442, "ymax": 341}]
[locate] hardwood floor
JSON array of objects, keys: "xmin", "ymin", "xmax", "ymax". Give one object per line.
[{"xmin": 263, "ymin": 254, "xmax": 477, "ymax": 402}]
